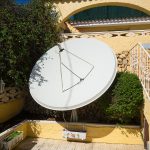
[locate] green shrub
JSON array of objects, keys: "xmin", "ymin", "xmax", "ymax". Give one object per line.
[
  {"xmin": 23, "ymin": 72, "xmax": 143, "ymax": 124},
  {"xmin": 0, "ymin": 0, "xmax": 61, "ymax": 87},
  {"xmin": 106, "ymin": 72, "xmax": 143, "ymax": 123}
]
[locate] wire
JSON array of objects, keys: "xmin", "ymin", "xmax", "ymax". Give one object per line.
[
  {"xmin": 58, "ymin": 45, "xmax": 94, "ymax": 92},
  {"xmin": 64, "ymin": 48, "xmax": 94, "ymax": 67}
]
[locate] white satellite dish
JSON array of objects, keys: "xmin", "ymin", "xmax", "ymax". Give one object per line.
[{"xmin": 29, "ymin": 38, "xmax": 117, "ymax": 111}]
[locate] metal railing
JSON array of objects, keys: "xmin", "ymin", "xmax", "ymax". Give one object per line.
[{"xmin": 130, "ymin": 43, "xmax": 150, "ymax": 100}]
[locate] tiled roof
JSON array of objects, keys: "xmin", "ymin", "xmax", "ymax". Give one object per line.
[{"xmin": 69, "ymin": 17, "xmax": 150, "ymax": 27}]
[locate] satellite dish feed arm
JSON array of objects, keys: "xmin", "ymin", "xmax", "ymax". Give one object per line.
[{"xmin": 57, "ymin": 44, "xmax": 64, "ymax": 52}]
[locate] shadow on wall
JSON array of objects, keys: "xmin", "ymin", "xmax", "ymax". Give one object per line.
[
  {"xmin": 27, "ymin": 121, "xmax": 42, "ymax": 137},
  {"xmin": 118, "ymin": 126, "xmax": 142, "ymax": 138},
  {"xmin": 86, "ymin": 125, "xmax": 115, "ymax": 142}
]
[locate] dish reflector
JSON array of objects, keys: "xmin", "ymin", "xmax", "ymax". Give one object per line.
[{"xmin": 29, "ymin": 38, "xmax": 117, "ymax": 111}]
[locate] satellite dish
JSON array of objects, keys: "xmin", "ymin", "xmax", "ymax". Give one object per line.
[{"xmin": 29, "ymin": 38, "xmax": 117, "ymax": 111}]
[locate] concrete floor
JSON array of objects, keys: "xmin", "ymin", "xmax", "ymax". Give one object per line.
[{"xmin": 14, "ymin": 138, "xmax": 144, "ymax": 150}]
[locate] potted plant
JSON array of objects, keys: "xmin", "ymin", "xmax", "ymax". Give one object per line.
[{"xmin": 1, "ymin": 131, "xmax": 23, "ymax": 150}]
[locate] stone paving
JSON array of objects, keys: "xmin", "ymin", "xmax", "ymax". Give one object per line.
[{"xmin": 14, "ymin": 138, "xmax": 144, "ymax": 150}]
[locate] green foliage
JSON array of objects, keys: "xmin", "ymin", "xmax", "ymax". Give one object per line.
[
  {"xmin": 0, "ymin": 0, "xmax": 14, "ymax": 6},
  {"xmin": 106, "ymin": 72, "xmax": 143, "ymax": 123},
  {"xmin": 4, "ymin": 131, "xmax": 22, "ymax": 142},
  {"xmin": 0, "ymin": 0, "xmax": 61, "ymax": 87}
]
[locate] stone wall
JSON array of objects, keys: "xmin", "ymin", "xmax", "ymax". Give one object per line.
[
  {"xmin": 0, "ymin": 87, "xmax": 25, "ymax": 123},
  {"xmin": 0, "ymin": 87, "xmax": 26, "ymax": 103},
  {"xmin": 116, "ymin": 51, "xmax": 130, "ymax": 72}
]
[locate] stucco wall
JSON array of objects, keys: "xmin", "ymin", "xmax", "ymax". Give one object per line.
[
  {"xmin": 27, "ymin": 121, "xmax": 143, "ymax": 144},
  {"xmin": 0, "ymin": 99, "xmax": 24, "ymax": 123},
  {"xmin": 54, "ymin": 0, "xmax": 150, "ymax": 23},
  {"xmin": 64, "ymin": 33, "xmax": 150, "ymax": 53},
  {"xmin": 0, "ymin": 120, "xmax": 144, "ymax": 145}
]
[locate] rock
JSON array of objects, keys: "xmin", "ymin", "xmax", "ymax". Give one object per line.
[
  {"xmin": 5, "ymin": 87, "xmax": 12, "ymax": 92},
  {"xmin": 117, "ymin": 58, "xmax": 122, "ymax": 62},
  {"xmin": 9, "ymin": 88, "xmax": 17, "ymax": 94},
  {"xmin": 122, "ymin": 51, "xmax": 129, "ymax": 55},
  {"xmin": 16, "ymin": 94, "xmax": 23, "ymax": 99},
  {"xmin": 118, "ymin": 62, "xmax": 122, "ymax": 65},
  {"xmin": 122, "ymin": 54, "xmax": 127, "ymax": 58},
  {"xmin": 119, "ymin": 54, "xmax": 124, "ymax": 59},
  {"xmin": 2, "ymin": 96, "xmax": 9, "ymax": 102},
  {"xmin": 0, "ymin": 93, "xmax": 5, "ymax": 99},
  {"xmin": 123, "ymin": 59, "xmax": 128, "ymax": 65},
  {"xmin": 6, "ymin": 93, "xmax": 14, "ymax": 98}
]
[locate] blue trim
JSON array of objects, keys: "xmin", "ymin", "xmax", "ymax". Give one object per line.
[{"xmin": 15, "ymin": 0, "xmax": 30, "ymax": 5}]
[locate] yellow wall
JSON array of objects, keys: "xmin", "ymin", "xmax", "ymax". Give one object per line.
[
  {"xmin": 97, "ymin": 35, "xmax": 150, "ymax": 53},
  {"xmin": 15, "ymin": 122, "xmax": 28, "ymax": 140},
  {"xmin": 54, "ymin": 0, "xmax": 150, "ymax": 24},
  {"xmin": 65, "ymin": 33, "xmax": 150, "ymax": 53},
  {"xmin": 27, "ymin": 121, "xmax": 143, "ymax": 144},
  {"xmin": 0, "ymin": 99, "xmax": 24, "ymax": 123},
  {"xmin": 6, "ymin": 120, "xmax": 142, "ymax": 145}
]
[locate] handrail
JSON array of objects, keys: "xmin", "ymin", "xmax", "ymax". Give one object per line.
[
  {"xmin": 130, "ymin": 43, "xmax": 150, "ymax": 101},
  {"xmin": 130, "ymin": 43, "xmax": 138, "ymax": 52},
  {"xmin": 138, "ymin": 43, "xmax": 150, "ymax": 59}
]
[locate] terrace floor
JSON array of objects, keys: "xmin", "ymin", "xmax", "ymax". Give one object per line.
[{"xmin": 14, "ymin": 138, "xmax": 144, "ymax": 150}]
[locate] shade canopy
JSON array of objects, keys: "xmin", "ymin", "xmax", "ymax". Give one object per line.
[{"xmin": 29, "ymin": 38, "xmax": 117, "ymax": 111}]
